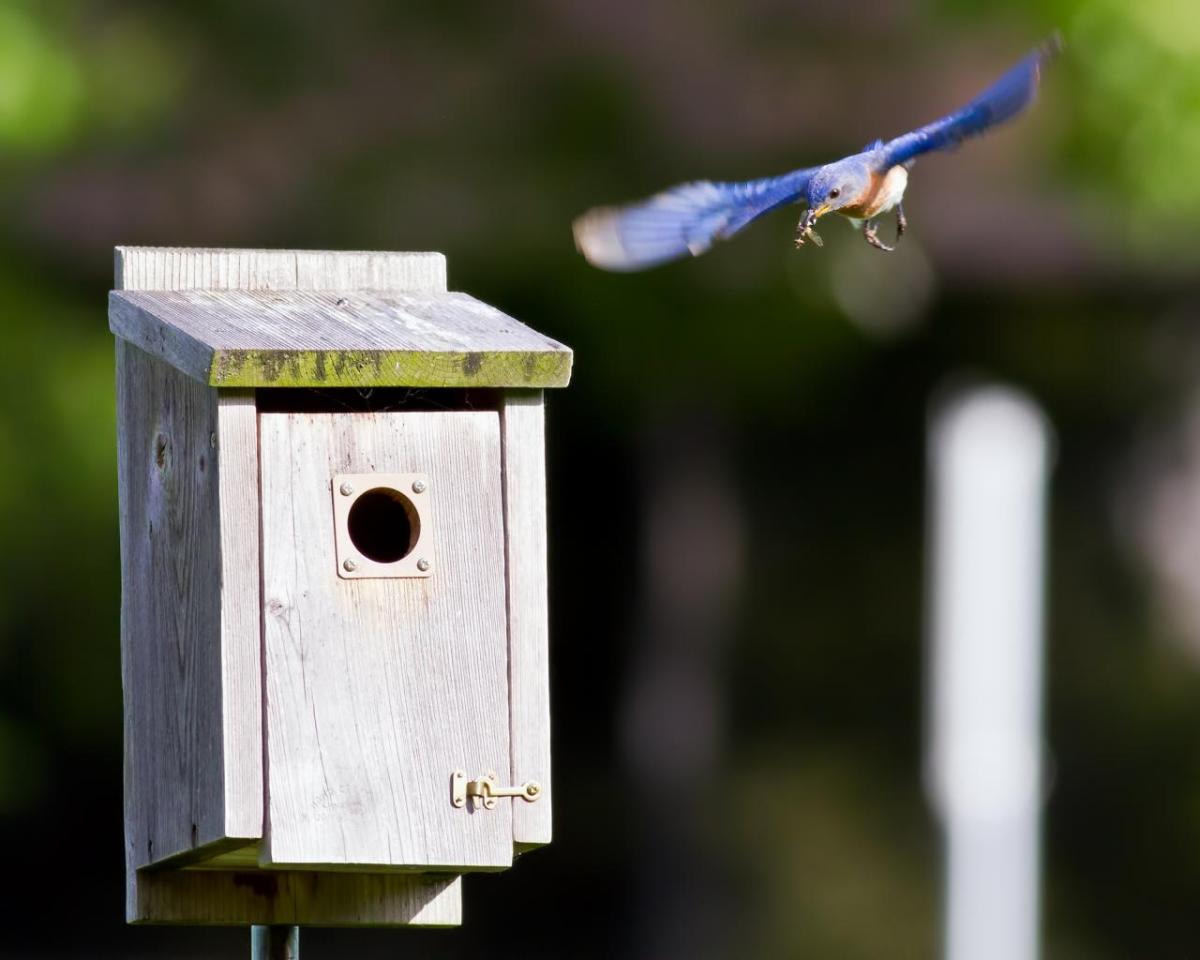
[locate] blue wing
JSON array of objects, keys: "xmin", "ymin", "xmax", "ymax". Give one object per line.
[
  {"xmin": 880, "ymin": 37, "xmax": 1060, "ymax": 169},
  {"xmin": 573, "ymin": 167, "xmax": 816, "ymax": 272}
]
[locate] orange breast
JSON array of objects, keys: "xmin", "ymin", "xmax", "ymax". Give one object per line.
[{"xmin": 840, "ymin": 167, "xmax": 908, "ymax": 220}]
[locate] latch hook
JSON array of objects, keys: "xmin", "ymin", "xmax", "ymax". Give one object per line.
[{"xmin": 451, "ymin": 770, "xmax": 542, "ymax": 810}]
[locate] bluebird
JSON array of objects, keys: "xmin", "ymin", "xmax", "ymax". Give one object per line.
[{"xmin": 573, "ymin": 37, "xmax": 1060, "ymax": 270}]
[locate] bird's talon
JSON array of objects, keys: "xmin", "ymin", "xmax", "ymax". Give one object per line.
[{"xmin": 863, "ymin": 222, "xmax": 895, "ymax": 253}]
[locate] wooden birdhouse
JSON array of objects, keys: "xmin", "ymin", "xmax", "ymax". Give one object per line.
[{"xmin": 111, "ymin": 247, "xmax": 572, "ymax": 928}]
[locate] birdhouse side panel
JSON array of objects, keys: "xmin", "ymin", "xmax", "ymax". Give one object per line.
[
  {"xmin": 500, "ymin": 391, "xmax": 552, "ymax": 849},
  {"xmin": 259, "ymin": 410, "xmax": 513, "ymax": 870},
  {"xmin": 116, "ymin": 343, "xmax": 264, "ymax": 873}
]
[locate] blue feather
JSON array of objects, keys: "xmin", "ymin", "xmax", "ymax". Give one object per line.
[
  {"xmin": 573, "ymin": 167, "xmax": 815, "ymax": 271},
  {"xmin": 880, "ymin": 37, "xmax": 1060, "ymax": 169}
]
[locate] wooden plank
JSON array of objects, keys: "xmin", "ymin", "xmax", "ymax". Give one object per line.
[
  {"xmin": 108, "ymin": 289, "xmax": 573, "ymax": 389},
  {"xmin": 217, "ymin": 391, "xmax": 263, "ymax": 841},
  {"xmin": 114, "ymin": 247, "xmax": 447, "ymax": 293},
  {"xmin": 109, "ymin": 293, "xmax": 214, "ymax": 386},
  {"xmin": 129, "ymin": 869, "xmax": 462, "ymax": 927},
  {"xmin": 259, "ymin": 411, "xmax": 514, "ymax": 870},
  {"xmin": 499, "ymin": 391, "xmax": 553, "ymax": 848},
  {"xmin": 117, "ymin": 342, "xmax": 261, "ymax": 873}
]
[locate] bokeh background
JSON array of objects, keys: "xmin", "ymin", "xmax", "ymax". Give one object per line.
[{"xmin": 2, "ymin": 0, "xmax": 1199, "ymax": 956}]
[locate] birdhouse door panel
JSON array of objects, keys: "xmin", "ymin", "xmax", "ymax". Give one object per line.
[{"xmin": 258, "ymin": 410, "xmax": 513, "ymax": 871}]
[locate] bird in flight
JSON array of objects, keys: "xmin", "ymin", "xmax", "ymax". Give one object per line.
[{"xmin": 573, "ymin": 37, "xmax": 1060, "ymax": 271}]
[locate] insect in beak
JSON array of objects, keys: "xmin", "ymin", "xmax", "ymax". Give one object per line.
[{"xmin": 795, "ymin": 205, "xmax": 829, "ymax": 248}]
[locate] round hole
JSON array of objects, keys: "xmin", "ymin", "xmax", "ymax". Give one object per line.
[{"xmin": 346, "ymin": 487, "xmax": 420, "ymax": 564}]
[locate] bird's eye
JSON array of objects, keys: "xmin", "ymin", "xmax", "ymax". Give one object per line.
[{"xmin": 829, "ymin": 188, "xmax": 841, "ymax": 199}]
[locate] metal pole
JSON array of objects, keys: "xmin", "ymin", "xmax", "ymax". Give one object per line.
[
  {"xmin": 926, "ymin": 385, "xmax": 1052, "ymax": 960},
  {"xmin": 251, "ymin": 925, "xmax": 300, "ymax": 960}
]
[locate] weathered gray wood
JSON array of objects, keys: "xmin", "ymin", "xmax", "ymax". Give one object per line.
[
  {"xmin": 117, "ymin": 343, "xmax": 262, "ymax": 875},
  {"xmin": 110, "ymin": 294, "xmax": 213, "ymax": 387},
  {"xmin": 115, "ymin": 247, "xmax": 447, "ymax": 293},
  {"xmin": 129, "ymin": 869, "xmax": 462, "ymax": 926},
  {"xmin": 500, "ymin": 391, "xmax": 553, "ymax": 848},
  {"xmin": 108, "ymin": 288, "xmax": 573, "ymax": 389},
  {"xmin": 259, "ymin": 411, "xmax": 513, "ymax": 870},
  {"xmin": 218, "ymin": 390, "xmax": 264, "ymax": 840}
]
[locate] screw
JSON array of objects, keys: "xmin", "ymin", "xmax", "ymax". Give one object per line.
[
  {"xmin": 416, "ymin": 558, "xmax": 431, "ymax": 572},
  {"xmin": 412, "ymin": 479, "xmax": 427, "ymax": 494},
  {"xmin": 339, "ymin": 482, "xmax": 355, "ymax": 496},
  {"xmin": 526, "ymin": 783, "xmax": 541, "ymax": 798},
  {"xmin": 343, "ymin": 558, "xmax": 358, "ymax": 572},
  {"xmin": 209, "ymin": 432, "xmax": 217, "ymax": 449}
]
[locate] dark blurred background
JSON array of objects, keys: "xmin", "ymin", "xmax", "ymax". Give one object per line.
[{"xmin": 3, "ymin": 0, "xmax": 1200, "ymax": 956}]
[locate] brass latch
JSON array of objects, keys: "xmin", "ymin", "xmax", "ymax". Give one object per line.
[{"xmin": 451, "ymin": 770, "xmax": 542, "ymax": 810}]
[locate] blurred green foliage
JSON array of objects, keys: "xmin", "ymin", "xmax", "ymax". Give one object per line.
[
  {"xmin": 0, "ymin": 2, "xmax": 185, "ymax": 152},
  {"xmin": 0, "ymin": 4, "xmax": 81, "ymax": 150},
  {"xmin": 1071, "ymin": 0, "xmax": 1200, "ymax": 243},
  {"xmin": 941, "ymin": 0, "xmax": 1200, "ymax": 249}
]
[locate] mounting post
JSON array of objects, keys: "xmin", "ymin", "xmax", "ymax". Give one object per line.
[{"xmin": 251, "ymin": 925, "xmax": 299, "ymax": 959}]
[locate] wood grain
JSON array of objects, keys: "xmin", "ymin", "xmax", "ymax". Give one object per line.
[
  {"xmin": 114, "ymin": 247, "xmax": 447, "ymax": 294},
  {"xmin": 129, "ymin": 868, "xmax": 462, "ymax": 927},
  {"xmin": 217, "ymin": 390, "xmax": 264, "ymax": 841},
  {"xmin": 117, "ymin": 342, "xmax": 262, "ymax": 873},
  {"xmin": 500, "ymin": 391, "xmax": 553, "ymax": 848},
  {"xmin": 259, "ymin": 411, "xmax": 513, "ymax": 870},
  {"xmin": 108, "ymin": 288, "xmax": 573, "ymax": 389}
]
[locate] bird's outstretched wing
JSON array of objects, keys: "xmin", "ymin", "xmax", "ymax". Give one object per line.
[
  {"xmin": 573, "ymin": 167, "xmax": 816, "ymax": 271},
  {"xmin": 880, "ymin": 36, "xmax": 1060, "ymax": 169}
]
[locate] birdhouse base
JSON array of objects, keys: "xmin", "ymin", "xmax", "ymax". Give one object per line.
[{"xmin": 128, "ymin": 866, "xmax": 462, "ymax": 926}]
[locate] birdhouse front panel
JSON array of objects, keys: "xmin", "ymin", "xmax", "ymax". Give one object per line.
[{"xmin": 259, "ymin": 409, "xmax": 513, "ymax": 870}]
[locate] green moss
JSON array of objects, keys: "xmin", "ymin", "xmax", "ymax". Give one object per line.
[{"xmin": 208, "ymin": 348, "xmax": 572, "ymax": 389}]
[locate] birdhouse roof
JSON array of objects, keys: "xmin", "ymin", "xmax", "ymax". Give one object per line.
[{"xmin": 108, "ymin": 248, "xmax": 573, "ymax": 389}]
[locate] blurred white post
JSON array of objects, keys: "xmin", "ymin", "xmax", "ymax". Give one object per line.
[{"xmin": 926, "ymin": 385, "xmax": 1052, "ymax": 960}]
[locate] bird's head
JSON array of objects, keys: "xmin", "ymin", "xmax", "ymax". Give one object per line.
[{"xmin": 797, "ymin": 160, "xmax": 870, "ymax": 245}]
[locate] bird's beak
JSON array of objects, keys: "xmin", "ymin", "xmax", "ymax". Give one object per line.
[{"xmin": 796, "ymin": 204, "xmax": 830, "ymax": 248}]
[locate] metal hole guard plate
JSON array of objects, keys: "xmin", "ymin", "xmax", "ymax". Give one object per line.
[
  {"xmin": 451, "ymin": 770, "xmax": 542, "ymax": 811},
  {"xmin": 331, "ymin": 472, "xmax": 434, "ymax": 579}
]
